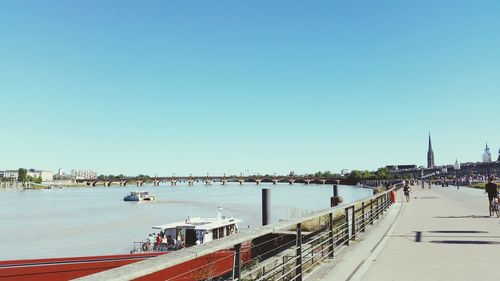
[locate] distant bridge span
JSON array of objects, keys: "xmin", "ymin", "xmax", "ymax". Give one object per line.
[{"xmin": 75, "ymin": 175, "xmax": 340, "ymax": 186}]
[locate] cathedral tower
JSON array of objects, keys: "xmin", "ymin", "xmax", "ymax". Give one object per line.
[
  {"xmin": 483, "ymin": 142, "xmax": 492, "ymax": 163},
  {"xmin": 427, "ymin": 134, "xmax": 435, "ymax": 168}
]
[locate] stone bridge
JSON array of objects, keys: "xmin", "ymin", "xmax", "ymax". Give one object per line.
[{"xmin": 76, "ymin": 175, "xmax": 339, "ymax": 187}]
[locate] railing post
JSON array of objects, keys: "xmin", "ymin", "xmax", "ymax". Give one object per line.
[
  {"xmin": 361, "ymin": 202, "xmax": 366, "ymax": 232},
  {"xmin": 351, "ymin": 206, "xmax": 356, "ymax": 240},
  {"xmin": 380, "ymin": 194, "xmax": 385, "ymax": 214},
  {"xmin": 386, "ymin": 193, "xmax": 390, "ymax": 210},
  {"xmin": 329, "ymin": 212, "xmax": 334, "ymax": 258},
  {"xmin": 282, "ymin": 256, "xmax": 286, "ymax": 278},
  {"xmin": 295, "ymin": 223, "xmax": 303, "ymax": 281},
  {"xmin": 387, "ymin": 193, "xmax": 390, "ymax": 209},
  {"xmin": 232, "ymin": 243, "xmax": 241, "ymax": 280},
  {"xmin": 370, "ymin": 199, "xmax": 374, "ymax": 225},
  {"xmin": 376, "ymin": 196, "xmax": 380, "ymax": 220},
  {"xmin": 344, "ymin": 208, "xmax": 350, "ymax": 245}
]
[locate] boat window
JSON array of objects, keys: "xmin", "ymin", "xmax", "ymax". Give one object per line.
[
  {"xmin": 177, "ymin": 227, "xmax": 185, "ymax": 243},
  {"xmin": 213, "ymin": 229, "xmax": 218, "ymax": 240},
  {"xmin": 164, "ymin": 228, "xmax": 176, "ymax": 238},
  {"xmin": 195, "ymin": 230, "xmax": 204, "ymax": 244},
  {"xmin": 185, "ymin": 229, "xmax": 196, "ymax": 246},
  {"xmin": 218, "ymin": 227, "xmax": 224, "ymax": 238}
]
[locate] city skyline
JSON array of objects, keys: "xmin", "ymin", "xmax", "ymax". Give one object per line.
[
  {"xmin": 1, "ymin": 1, "xmax": 499, "ymax": 175},
  {"xmin": 1, "ymin": 137, "xmax": 498, "ymax": 176}
]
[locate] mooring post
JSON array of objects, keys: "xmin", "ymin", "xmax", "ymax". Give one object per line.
[
  {"xmin": 331, "ymin": 181, "xmax": 341, "ymax": 207},
  {"xmin": 262, "ymin": 188, "xmax": 270, "ymax": 226}
]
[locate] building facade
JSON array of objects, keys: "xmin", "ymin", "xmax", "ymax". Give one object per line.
[
  {"xmin": 72, "ymin": 170, "xmax": 97, "ymax": 180},
  {"xmin": 1, "ymin": 170, "xmax": 19, "ymax": 180},
  {"xmin": 27, "ymin": 169, "xmax": 54, "ymax": 182}
]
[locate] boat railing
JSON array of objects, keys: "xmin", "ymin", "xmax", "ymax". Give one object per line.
[{"xmin": 131, "ymin": 241, "xmax": 178, "ymax": 254}]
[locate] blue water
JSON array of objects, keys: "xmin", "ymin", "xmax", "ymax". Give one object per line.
[{"xmin": 0, "ymin": 183, "xmax": 372, "ymax": 260}]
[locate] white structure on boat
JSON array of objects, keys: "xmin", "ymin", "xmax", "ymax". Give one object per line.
[
  {"xmin": 133, "ymin": 207, "xmax": 240, "ymax": 253},
  {"xmin": 123, "ymin": 191, "xmax": 155, "ymax": 202}
]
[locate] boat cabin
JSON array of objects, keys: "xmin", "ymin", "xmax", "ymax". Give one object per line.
[{"xmin": 133, "ymin": 208, "xmax": 240, "ymax": 253}]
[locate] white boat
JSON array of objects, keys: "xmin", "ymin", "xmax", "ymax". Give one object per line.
[
  {"xmin": 132, "ymin": 207, "xmax": 241, "ymax": 253},
  {"xmin": 123, "ymin": 191, "xmax": 155, "ymax": 202}
]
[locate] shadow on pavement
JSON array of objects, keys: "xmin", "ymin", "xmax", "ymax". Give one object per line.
[
  {"xmin": 428, "ymin": 230, "xmax": 488, "ymax": 234},
  {"xmin": 434, "ymin": 215, "xmax": 491, "ymax": 219},
  {"xmin": 430, "ymin": 240, "xmax": 500, "ymax": 245}
]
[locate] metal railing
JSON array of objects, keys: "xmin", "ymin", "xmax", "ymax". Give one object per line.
[{"xmin": 76, "ymin": 184, "xmax": 400, "ymax": 281}]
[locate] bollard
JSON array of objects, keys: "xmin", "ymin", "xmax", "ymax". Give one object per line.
[
  {"xmin": 330, "ymin": 184, "xmax": 343, "ymax": 207},
  {"xmin": 391, "ymin": 191, "xmax": 396, "ymax": 203},
  {"xmin": 262, "ymin": 189, "xmax": 270, "ymax": 226}
]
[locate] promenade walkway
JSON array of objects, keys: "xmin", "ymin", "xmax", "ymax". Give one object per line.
[{"xmin": 310, "ymin": 185, "xmax": 500, "ymax": 281}]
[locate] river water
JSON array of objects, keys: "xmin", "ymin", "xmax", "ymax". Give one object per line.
[{"xmin": 0, "ymin": 183, "xmax": 372, "ymax": 260}]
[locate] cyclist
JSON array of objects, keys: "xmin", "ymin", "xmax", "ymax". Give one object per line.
[
  {"xmin": 485, "ymin": 177, "xmax": 498, "ymax": 216},
  {"xmin": 403, "ymin": 183, "xmax": 411, "ymax": 202}
]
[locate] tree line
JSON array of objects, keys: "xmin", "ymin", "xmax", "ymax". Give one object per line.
[{"xmin": 17, "ymin": 168, "xmax": 42, "ymax": 184}]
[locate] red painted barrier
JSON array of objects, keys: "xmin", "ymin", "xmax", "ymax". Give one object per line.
[{"xmin": 0, "ymin": 244, "xmax": 252, "ymax": 281}]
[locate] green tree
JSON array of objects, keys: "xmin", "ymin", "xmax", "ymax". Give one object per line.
[
  {"xmin": 375, "ymin": 167, "xmax": 391, "ymax": 180},
  {"xmin": 314, "ymin": 171, "xmax": 338, "ymax": 179},
  {"xmin": 18, "ymin": 168, "xmax": 27, "ymax": 182}
]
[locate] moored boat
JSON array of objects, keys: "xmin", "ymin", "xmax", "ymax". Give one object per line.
[
  {"xmin": 123, "ymin": 191, "xmax": 155, "ymax": 201},
  {"xmin": 132, "ymin": 207, "xmax": 240, "ymax": 253},
  {"xmin": 0, "ymin": 207, "xmax": 250, "ymax": 281}
]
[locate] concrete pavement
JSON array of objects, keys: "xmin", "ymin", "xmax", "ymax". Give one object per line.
[{"xmin": 309, "ymin": 185, "xmax": 500, "ymax": 281}]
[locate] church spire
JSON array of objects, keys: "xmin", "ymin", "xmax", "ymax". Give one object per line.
[
  {"xmin": 483, "ymin": 141, "xmax": 492, "ymax": 163},
  {"xmin": 428, "ymin": 133, "xmax": 433, "ymax": 151},
  {"xmin": 427, "ymin": 133, "xmax": 435, "ymax": 168}
]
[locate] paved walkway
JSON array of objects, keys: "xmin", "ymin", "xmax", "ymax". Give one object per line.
[{"xmin": 310, "ymin": 185, "xmax": 500, "ymax": 281}]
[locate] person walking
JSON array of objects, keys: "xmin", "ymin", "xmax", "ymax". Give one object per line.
[
  {"xmin": 485, "ymin": 177, "xmax": 499, "ymax": 216},
  {"xmin": 403, "ymin": 183, "xmax": 411, "ymax": 202}
]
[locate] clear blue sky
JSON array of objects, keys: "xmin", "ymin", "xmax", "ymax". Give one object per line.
[{"xmin": 1, "ymin": 1, "xmax": 499, "ymax": 176}]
